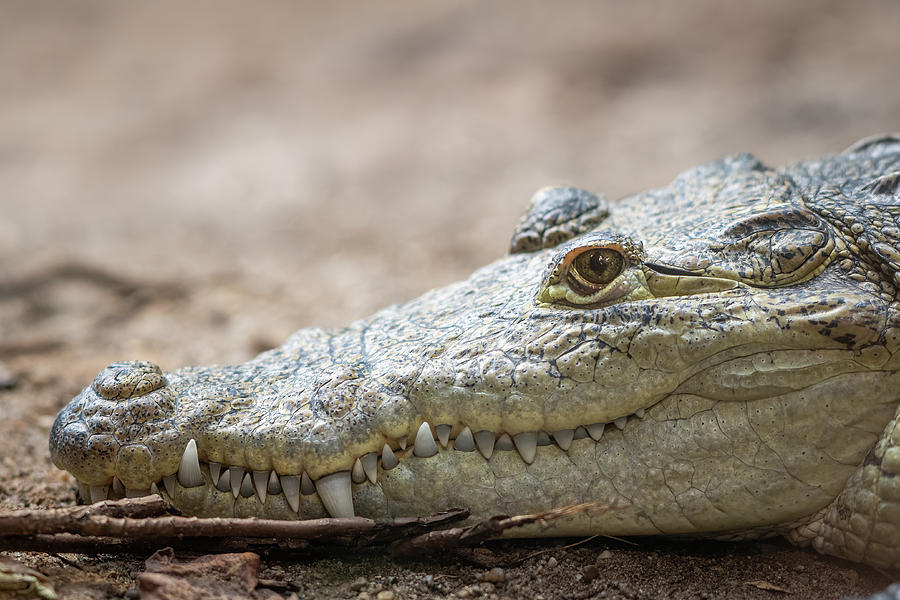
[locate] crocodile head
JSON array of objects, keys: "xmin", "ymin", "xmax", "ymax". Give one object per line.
[{"xmin": 50, "ymin": 135, "xmax": 900, "ymax": 569}]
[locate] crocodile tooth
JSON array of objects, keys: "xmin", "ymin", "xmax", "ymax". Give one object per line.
[
  {"xmin": 177, "ymin": 439, "xmax": 205, "ymax": 488},
  {"xmin": 397, "ymin": 437, "xmax": 407, "ymax": 450},
  {"xmin": 126, "ymin": 488, "xmax": 149, "ymax": 498},
  {"xmin": 474, "ymin": 430, "xmax": 495, "ymax": 459},
  {"xmin": 361, "ymin": 452, "xmax": 378, "ymax": 483},
  {"xmin": 635, "ymin": 408, "xmax": 646, "ymax": 419},
  {"xmin": 316, "ymin": 471, "xmax": 354, "ymax": 518},
  {"xmin": 537, "ymin": 431, "xmax": 552, "ymax": 446},
  {"xmin": 111, "ymin": 478, "xmax": 125, "ymax": 497},
  {"xmin": 586, "ymin": 423, "xmax": 605, "ymax": 441},
  {"xmin": 614, "ymin": 416, "xmax": 627, "ymax": 430},
  {"xmin": 436, "ymin": 424, "xmax": 452, "ymax": 448},
  {"xmin": 216, "ymin": 469, "xmax": 231, "ymax": 493},
  {"xmin": 381, "ymin": 444, "xmax": 399, "ymax": 470},
  {"xmin": 150, "ymin": 482, "xmax": 159, "ymax": 495},
  {"xmin": 301, "ymin": 472, "xmax": 316, "ymax": 495},
  {"xmin": 513, "ymin": 431, "xmax": 538, "ymax": 464},
  {"xmin": 209, "ymin": 462, "xmax": 222, "ymax": 483},
  {"xmin": 267, "ymin": 471, "xmax": 282, "ymax": 494},
  {"xmin": 496, "ymin": 433, "xmax": 514, "ymax": 451},
  {"xmin": 414, "ymin": 421, "xmax": 439, "ymax": 457},
  {"xmin": 240, "ymin": 473, "xmax": 255, "ymax": 498},
  {"xmin": 573, "ymin": 426, "xmax": 588, "ymax": 440},
  {"xmin": 89, "ymin": 485, "xmax": 108, "ymax": 503},
  {"xmin": 162, "ymin": 474, "xmax": 176, "ymax": 497},
  {"xmin": 552, "ymin": 428, "xmax": 574, "ymax": 450},
  {"xmin": 281, "ymin": 475, "xmax": 301, "ymax": 512},
  {"xmin": 454, "ymin": 426, "xmax": 475, "ymax": 451},
  {"xmin": 351, "ymin": 458, "xmax": 367, "ymax": 483},
  {"xmin": 229, "ymin": 466, "xmax": 244, "ymax": 498},
  {"xmin": 78, "ymin": 482, "xmax": 91, "ymax": 502},
  {"xmin": 252, "ymin": 471, "xmax": 268, "ymax": 503}
]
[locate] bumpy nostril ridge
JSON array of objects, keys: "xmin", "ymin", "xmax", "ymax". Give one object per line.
[{"xmin": 91, "ymin": 360, "xmax": 167, "ymax": 400}]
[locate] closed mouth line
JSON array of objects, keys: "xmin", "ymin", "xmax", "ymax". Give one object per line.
[{"xmin": 78, "ymin": 408, "xmax": 648, "ymax": 518}]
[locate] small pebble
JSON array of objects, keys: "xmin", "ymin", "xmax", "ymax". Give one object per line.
[
  {"xmin": 357, "ymin": 593, "xmax": 371, "ymax": 600},
  {"xmin": 598, "ymin": 550, "xmax": 612, "ymax": 559},
  {"xmin": 547, "ymin": 557, "xmax": 558, "ymax": 568},
  {"xmin": 583, "ymin": 565, "xmax": 599, "ymax": 582},
  {"xmin": 483, "ymin": 567, "xmax": 506, "ymax": 583},
  {"xmin": 0, "ymin": 363, "xmax": 18, "ymax": 389},
  {"xmin": 376, "ymin": 591, "xmax": 395, "ymax": 600},
  {"xmin": 350, "ymin": 577, "xmax": 368, "ymax": 591}
]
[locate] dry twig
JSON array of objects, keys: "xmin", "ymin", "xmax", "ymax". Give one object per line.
[
  {"xmin": 390, "ymin": 501, "xmax": 617, "ymax": 559},
  {"xmin": 0, "ymin": 497, "xmax": 468, "ymax": 554},
  {"xmin": 0, "ymin": 497, "xmax": 618, "ymax": 559}
]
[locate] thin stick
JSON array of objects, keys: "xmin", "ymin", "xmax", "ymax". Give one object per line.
[
  {"xmin": 0, "ymin": 495, "xmax": 169, "ymax": 534},
  {"xmin": 0, "ymin": 497, "xmax": 468, "ymax": 551},
  {"xmin": 0, "ymin": 497, "xmax": 617, "ymax": 558},
  {"xmin": 390, "ymin": 501, "xmax": 618, "ymax": 558}
]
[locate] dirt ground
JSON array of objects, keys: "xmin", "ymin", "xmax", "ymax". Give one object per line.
[{"xmin": 2, "ymin": 1, "xmax": 900, "ymax": 598}]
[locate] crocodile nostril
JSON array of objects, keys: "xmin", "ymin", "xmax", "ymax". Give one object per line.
[{"xmin": 92, "ymin": 360, "xmax": 167, "ymax": 400}]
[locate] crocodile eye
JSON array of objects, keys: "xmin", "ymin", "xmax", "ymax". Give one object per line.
[
  {"xmin": 568, "ymin": 248, "xmax": 625, "ymax": 293},
  {"xmin": 536, "ymin": 235, "xmax": 642, "ymax": 308}
]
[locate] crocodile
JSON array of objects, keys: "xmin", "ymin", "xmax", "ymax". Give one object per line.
[{"xmin": 50, "ymin": 135, "xmax": 900, "ymax": 571}]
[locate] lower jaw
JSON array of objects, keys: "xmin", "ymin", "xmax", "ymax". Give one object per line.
[
  {"xmin": 159, "ymin": 437, "xmax": 829, "ymax": 541},
  {"xmin": 164, "ymin": 441, "xmax": 598, "ymax": 523}
]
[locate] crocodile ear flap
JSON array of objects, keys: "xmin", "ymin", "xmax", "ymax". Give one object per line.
[
  {"xmin": 853, "ymin": 174, "xmax": 900, "ymax": 290},
  {"xmin": 841, "ymin": 133, "xmax": 900, "ymax": 156},
  {"xmin": 860, "ymin": 171, "xmax": 900, "ymax": 197},
  {"xmin": 709, "ymin": 205, "xmax": 836, "ymax": 287},
  {"xmin": 509, "ymin": 187, "xmax": 610, "ymax": 254}
]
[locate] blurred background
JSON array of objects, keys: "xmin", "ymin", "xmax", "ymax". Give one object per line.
[{"xmin": 2, "ymin": 0, "xmax": 900, "ymax": 369}]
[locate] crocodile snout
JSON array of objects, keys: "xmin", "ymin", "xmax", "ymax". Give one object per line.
[{"xmin": 50, "ymin": 360, "xmax": 181, "ymax": 494}]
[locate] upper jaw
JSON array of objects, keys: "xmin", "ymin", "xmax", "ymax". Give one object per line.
[
  {"xmin": 49, "ymin": 305, "xmax": 676, "ymax": 502},
  {"xmin": 52, "ymin": 366, "xmax": 661, "ymax": 519}
]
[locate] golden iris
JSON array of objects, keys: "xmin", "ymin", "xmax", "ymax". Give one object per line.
[{"xmin": 569, "ymin": 248, "xmax": 624, "ymax": 290}]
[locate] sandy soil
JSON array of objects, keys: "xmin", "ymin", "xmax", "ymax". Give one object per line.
[{"xmin": 2, "ymin": 1, "xmax": 899, "ymax": 598}]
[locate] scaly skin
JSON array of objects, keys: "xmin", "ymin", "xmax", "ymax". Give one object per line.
[{"xmin": 50, "ymin": 135, "xmax": 900, "ymax": 570}]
